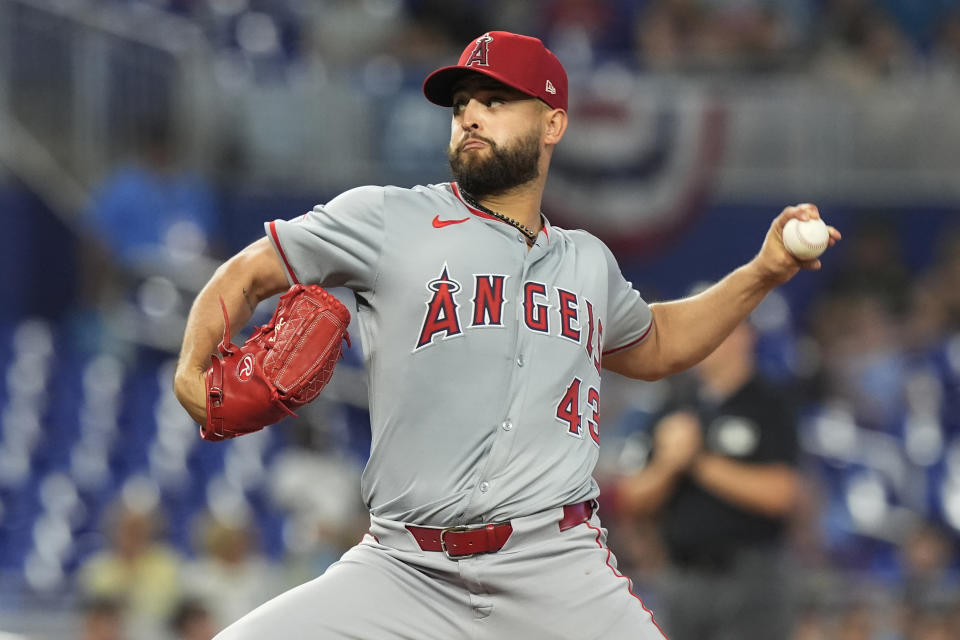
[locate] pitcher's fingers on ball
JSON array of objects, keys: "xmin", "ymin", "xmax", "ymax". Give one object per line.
[
  {"xmin": 782, "ymin": 205, "xmax": 800, "ymax": 218},
  {"xmin": 774, "ymin": 206, "xmax": 801, "ymax": 232},
  {"xmin": 827, "ymin": 226, "xmax": 842, "ymax": 246},
  {"xmin": 776, "ymin": 203, "xmax": 820, "ymax": 230},
  {"xmin": 795, "ymin": 203, "xmax": 820, "ymax": 220}
]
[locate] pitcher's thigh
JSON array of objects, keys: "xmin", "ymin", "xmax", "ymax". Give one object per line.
[
  {"xmin": 481, "ymin": 524, "xmax": 667, "ymax": 640},
  {"xmin": 215, "ymin": 544, "xmax": 470, "ymax": 640}
]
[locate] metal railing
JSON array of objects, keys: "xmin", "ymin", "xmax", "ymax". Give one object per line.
[{"xmin": 0, "ymin": 0, "xmax": 212, "ymax": 189}]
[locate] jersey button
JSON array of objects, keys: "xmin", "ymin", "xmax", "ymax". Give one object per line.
[
  {"xmin": 501, "ymin": 420, "xmax": 513, "ymax": 431},
  {"xmin": 516, "ymin": 355, "xmax": 525, "ymax": 367},
  {"xmin": 479, "ymin": 481, "xmax": 490, "ymax": 493}
]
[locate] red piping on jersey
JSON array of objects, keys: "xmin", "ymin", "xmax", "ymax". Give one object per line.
[
  {"xmin": 585, "ymin": 521, "xmax": 669, "ymax": 639},
  {"xmin": 602, "ymin": 320, "xmax": 653, "ymax": 356},
  {"xmin": 269, "ymin": 221, "xmax": 300, "ymax": 285},
  {"xmin": 451, "ymin": 182, "xmax": 548, "ymax": 242},
  {"xmin": 451, "ymin": 182, "xmax": 500, "ymax": 221}
]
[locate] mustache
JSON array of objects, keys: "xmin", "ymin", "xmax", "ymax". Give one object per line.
[{"xmin": 456, "ymin": 134, "xmax": 496, "ymax": 152}]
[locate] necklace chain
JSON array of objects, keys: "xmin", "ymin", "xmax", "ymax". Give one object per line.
[{"xmin": 460, "ymin": 189, "xmax": 540, "ymax": 245}]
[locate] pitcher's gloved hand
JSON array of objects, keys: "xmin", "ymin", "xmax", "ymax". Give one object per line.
[{"xmin": 202, "ymin": 284, "xmax": 351, "ymax": 441}]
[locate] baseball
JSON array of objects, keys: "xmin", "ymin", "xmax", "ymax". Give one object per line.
[{"xmin": 782, "ymin": 217, "xmax": 829, "ymax": 261}]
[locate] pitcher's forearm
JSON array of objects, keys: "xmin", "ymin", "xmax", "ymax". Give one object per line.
[
  {"xmin": 173, "ymin": 237, "xmax": 290, "ymax": 419},
  {"xmin": 177, "ymin": 277, "xmax": 251, "ymax": 372},
  {"xmin": 605, "ymin": 205, "xmax": 840, "ymax": 382},
  {"xmin": 649, "ymin": 260, "xmax": 775, "ymax": 376},
  {"xmin": 172, "ymin": 263, "xmax": 261, "ymax": 422}
]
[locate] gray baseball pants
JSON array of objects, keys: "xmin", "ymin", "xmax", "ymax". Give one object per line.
[{"xmin": 215, "ymin": 505, "xmax": 667, "ymax": 639}]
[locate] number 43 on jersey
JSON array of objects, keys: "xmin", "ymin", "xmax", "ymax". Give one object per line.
[{"xmin": 556, "ymin": 378, "xmax": 600, "ymax": 446}]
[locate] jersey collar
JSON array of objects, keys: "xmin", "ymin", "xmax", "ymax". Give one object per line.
[{"xmin": 450, "ymin": 182, "xmax": 551, "ymax": 246}]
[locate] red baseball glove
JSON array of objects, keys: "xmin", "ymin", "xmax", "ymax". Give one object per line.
[{"xmin": 202, "ymin": 284, "xmax": 351, "ymax": 441}]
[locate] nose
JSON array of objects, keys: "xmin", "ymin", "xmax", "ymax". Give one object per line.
[{"xmin": 459, "ymin": 98, "xmax": 482, "ymax": 131}]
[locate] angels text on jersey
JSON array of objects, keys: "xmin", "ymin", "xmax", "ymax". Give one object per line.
[{"xmin": 414, "ymin": 263, "xmax": 604, "ymax": 375}]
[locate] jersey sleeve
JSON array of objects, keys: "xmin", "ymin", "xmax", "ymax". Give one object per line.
[
  {"xmin": 599, "ymin": 241, "xmax": 653, "ymax": 356},
  {"xmin": 265, "ymin": 186, "xmax": 385, "ymax": 292}
]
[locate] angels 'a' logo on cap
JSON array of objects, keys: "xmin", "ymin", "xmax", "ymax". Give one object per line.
[
  {"xmin": 465, "ymin": 33, "xmax": 493, "ymax": 67},
  {"xmin": 545, "ymin": 80, "xmax": 556, "ymax": 95}
]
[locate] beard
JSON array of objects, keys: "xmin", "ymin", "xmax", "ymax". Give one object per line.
[{"xmin": 448, "ymin": 129, "xmax": 541, "ymax": 198}]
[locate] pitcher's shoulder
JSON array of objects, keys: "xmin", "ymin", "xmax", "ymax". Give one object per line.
[
  {"xmin": 550, "ymin": 225, "xmax": 610, "ymax": 254},
  {"xmin": 381, "ymin": 183, "xmax": 464, "ymax": 217},
  {"xmin": 383, "ymin": 182, "xmax": 458, "ymax": 202}
]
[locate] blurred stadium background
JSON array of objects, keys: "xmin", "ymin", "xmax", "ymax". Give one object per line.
[{"xmin": 1, "ymin": 0, "xmax": 959, "ymax": 638}]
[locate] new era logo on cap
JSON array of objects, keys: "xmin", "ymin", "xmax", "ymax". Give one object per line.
[{"xmin": 422, "ymin": 31, "xmax": 568, "ymax": 111}]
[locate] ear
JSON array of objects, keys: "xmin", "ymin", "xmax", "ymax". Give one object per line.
[{"xmin": 543, "ymin": 108, "xmax": 567, "ymax": 146}]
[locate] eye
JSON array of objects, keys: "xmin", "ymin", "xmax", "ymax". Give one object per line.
[{"xmin": 487, "ymin": 97, "xmax": 506, "ymax": 107}]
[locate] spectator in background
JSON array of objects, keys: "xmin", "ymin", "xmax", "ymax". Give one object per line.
[
  {"xmin": 634, "ymin": 0, "xmax": 811, "ymax": 72},
  {"xmin": 815, "ymin": 3, "xmax": 917, "ymax": 90},
  {"xmin": 540, "ymin": 0, "xmax": 637, "ymax": 60},
  {"xmin": 824, "ymin": 218, "xmax": 911, "ymax": 316},
  {"xmin": 834, "ymin": 601, "xmax": 876, "ymax": 640},
  {"xmin": 181, "ymin": 509, "xmax": 283, "ymax": 632},
  {"xmin": 904, "ymin": 271, "xmax": 950, "ymax": 356},
  {"xmin": 634, "ymin": 0, "xmax": 704, "ymax": 71},
  {"xmin": 616, "ymin": 314, "xmax": 801, "ymax": 640},
  {"xmin": 698, "ymin": 0, "xmax": 812, "ymax": 68},
  {"xmin": 904, "ymin": 608, "xmax": 955, "ymax": 640},
  {"xmin": 86, "ymin": 116, "xmax": 217, "ymax": 269},
  {"xmin": 811, "ymin": 227, "xmax": 911, "ymax": 430},
  {"xmin": 919, "ymin": 227, "xmax": 960, "ymax": 463},
  {"xmin": 76, "ymin": 497, "xmax": 183, "ymax": 639},
  {"xmin": 931, "ymin": 9, "xmax": 960, "ymax": 75},
  {"xmin": 791, "ymin": 600, "xmax": 832, "ymax": 640},
  {"xmin": 168, "ymin": 598, "xmax": 217, "ymax": 640},
  {"xmin": 928, "ymin": 228, "xmax": 960, "ymax": 331},
  {"xmin": 78, "ymin": 596, "xmax": 127, "ymax": 640},
  {"xmin": 899, "ymin": 523, "xmax": 959, "ymax": 624},
  {"xmin": 267, "ymin": 415, "xmax": 368, "ymax": 588}
]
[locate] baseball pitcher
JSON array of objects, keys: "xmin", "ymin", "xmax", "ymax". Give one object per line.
[{"xmin": 174, "ymin": 31, "xmax": 840, "ymax": 639}]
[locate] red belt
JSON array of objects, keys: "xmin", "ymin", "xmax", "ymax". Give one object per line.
[{"xmin": 405, "ymin": 501, "xmax": 594, "ymax": 559}]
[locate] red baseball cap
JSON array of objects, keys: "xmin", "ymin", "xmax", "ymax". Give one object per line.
[{"xmin": 423, "ymin": 31, "xmax": 568, "ymax": 111}]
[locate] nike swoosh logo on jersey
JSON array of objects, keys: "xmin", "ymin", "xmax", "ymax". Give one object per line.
[{"xmin": 433, "ymin": 215, "xmax": 470, "ymax": 228}]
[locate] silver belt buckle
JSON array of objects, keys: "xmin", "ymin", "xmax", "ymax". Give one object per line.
[{"xmin": 439, "ymin": 526, "xmax": 475, "ymax": 560}]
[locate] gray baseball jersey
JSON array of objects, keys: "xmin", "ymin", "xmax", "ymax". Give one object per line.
[
  {"xmin": 216, "ymin": 181, "xmax": 666, "ymax": 639},
  {"xmin": 266, "ymin": 181, "xmax": 652, "ymax": 526}
]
